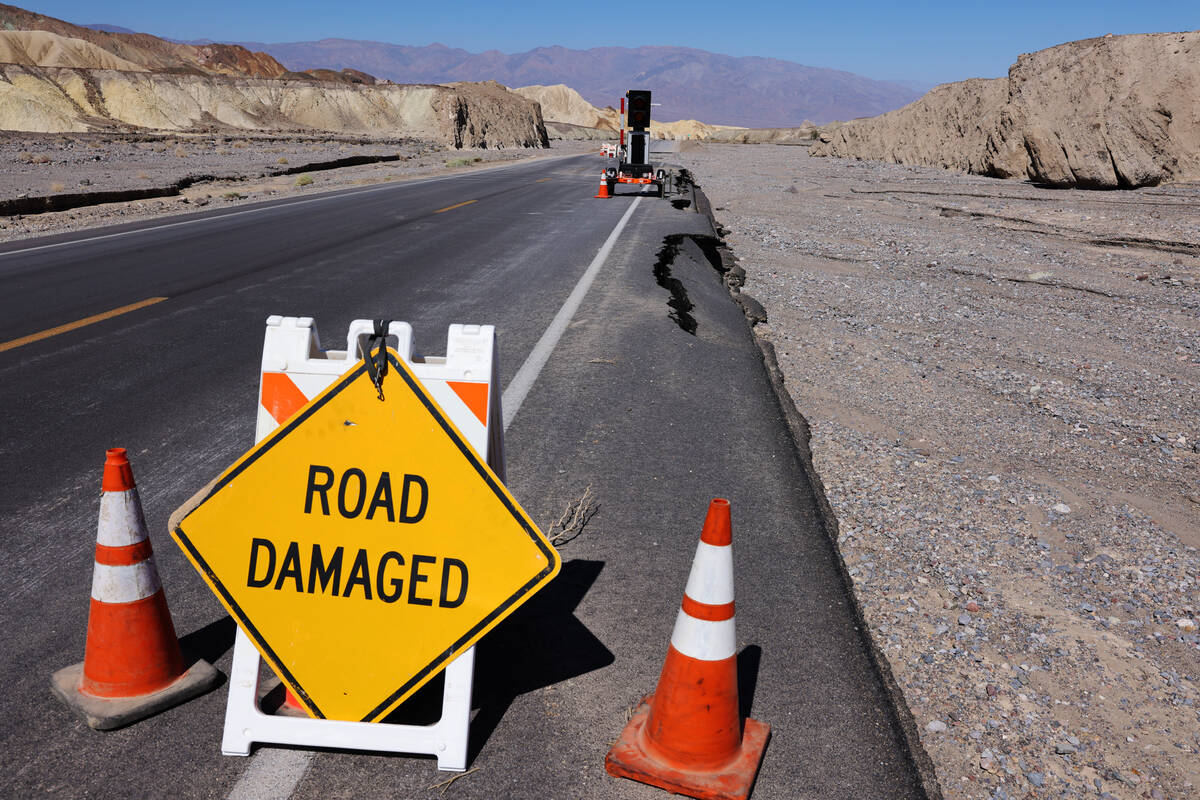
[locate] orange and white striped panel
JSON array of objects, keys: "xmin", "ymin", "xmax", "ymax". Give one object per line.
[
  {"xmin": 255, "ymin": 317, "xmax": 497, "ymax": 456},
  {"xmin": 257, "ymin": 370, "xmax": 345, "ymax": 443},
  {"xmin": 421, "ymin": 378, "xmax": 490, "ymax": 452},
  {"xmin": 257, "ymin": 370, "xmax": 491, "ymax": 450}
]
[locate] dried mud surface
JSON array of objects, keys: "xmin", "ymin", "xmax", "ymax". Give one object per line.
[
  {"xmin": 678, "ymin": 143, "xmax": 1199, "ymax": 800},
  {"xmin": 0, "ymin": 134, "xmax": 593, "ymax": 243}
]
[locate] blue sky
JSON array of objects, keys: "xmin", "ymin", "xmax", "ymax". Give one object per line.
[{"xmin": 18, "ymin": 1, "xmax": 1200, "ymax": 85}]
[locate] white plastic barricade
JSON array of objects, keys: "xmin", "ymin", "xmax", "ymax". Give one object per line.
[{"xmin": 221, "ymin": 315, "xmax": 503, "ymax": 770}]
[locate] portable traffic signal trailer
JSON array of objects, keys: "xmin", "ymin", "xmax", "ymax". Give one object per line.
[{"xmin": 610, "ymin": 89, "xmax": 668, "ymax": 198}]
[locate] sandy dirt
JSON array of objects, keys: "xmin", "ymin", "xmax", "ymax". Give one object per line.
[
  {"xmin": 0, "ymin": 134, "xmax": 595, "ymax": 242},
  {"xmin": 678, "ymin": 143, "xmax": 1199, "ymax": 800}
]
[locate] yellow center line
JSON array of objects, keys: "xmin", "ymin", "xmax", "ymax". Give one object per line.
[
  {"xmin": 535, "ymin": 177, "xmax": 552, "ymax": 183},
  {"xmin": 0, "ymin": 296, "xmax": 168, "ymax": 353},
  {"xmin": 434, "ymin": 199, "xmax": 477, "ymax": 214}
]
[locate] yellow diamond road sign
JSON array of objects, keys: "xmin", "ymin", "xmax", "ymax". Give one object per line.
[{"xmin": 171, "ymin": 349, "xmax": 560, "ymax": 722}]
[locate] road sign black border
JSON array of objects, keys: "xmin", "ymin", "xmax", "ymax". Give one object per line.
[{"xmin": 173, "ymin": 352, "xmax": 558, "ymax": 723}]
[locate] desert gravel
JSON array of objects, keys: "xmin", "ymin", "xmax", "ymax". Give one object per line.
[
  {"xmin": 5, "ymin": 132, "xmax": 1195, "ymax": 798},
  {"xmin": 678, "ymin": 143, "xmax": 1199, "ymax": 800},
  {"xmin": 0, "ymin": 133, "xmax": 593, "ymax": 243}
]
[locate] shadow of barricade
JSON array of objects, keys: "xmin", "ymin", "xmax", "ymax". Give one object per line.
[{"xmin": 378, "ymin": 559, "xmax": 612, "ymax": 763}]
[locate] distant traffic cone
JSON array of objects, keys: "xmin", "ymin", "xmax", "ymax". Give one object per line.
[
  {"xmin": 51, "ymin": 449, "xmax": 220, "ymax": 730},
  {"xmin": 275, "ymin": 685, "xmax": 313, "ymax": 717},
  {"xmin": 595, "ymin": 172, "xmax": 611, "ymax": 198},
  {"xmin": 605, "ymin": 499, "xmax": 769, "ymax": 800},
  {"xmin": 255, "ymin": 677, "xmax": 313, "ymax": 717}
]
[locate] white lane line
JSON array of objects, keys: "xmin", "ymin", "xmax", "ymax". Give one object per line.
[
  {"xmin": 225, "ymin": 749, "xmax": 314, "ymax": 800},
  {"xmin": 0, "ymin": 154, "xmax": 582, "ymax": 260},
  {"xmin": 502, "ymin": 196, "xmax": 641, "ymax": 428},
  {"xmin": 223, "ymin": 193, "xmax": 639, "ymax": 800}
]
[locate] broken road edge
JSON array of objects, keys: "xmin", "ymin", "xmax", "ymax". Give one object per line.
[{"xmin": 691, "ymin": 179, "xmax": 946, "ymax": 800}]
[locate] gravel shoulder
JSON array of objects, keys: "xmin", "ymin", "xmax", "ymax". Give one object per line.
[
  {"xmin": 0, "ymin": 133, "xmax": 595, "ymax": 243},
  {"xmin": 678, "ymin": 143, "xmax": 1199, "ymax": 800}
]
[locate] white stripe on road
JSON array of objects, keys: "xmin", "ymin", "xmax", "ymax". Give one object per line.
[
  {"xmin": 502, "ymin": 196, "xmax": 641, "ymax": 428},
  {"xmin": 225, "ymin": 193, "xmax": 640, "ymax": 800},
  {"xmin": 226, "ymin": 749, "xmax": 315, "ymax": 800}
]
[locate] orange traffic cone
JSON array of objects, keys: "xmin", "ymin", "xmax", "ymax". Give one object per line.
[
  {"xmin": 256, "ymin": 679, "xmax": 313, "ymax": 717},
  {"xmin": 51, "ymin": 448, "xmax": 220, "ymax": 730},
  {"xmin": 595, "ymin": 171, "xmax": 612, "ymax": 198},
  {"xmin": 275, "ymin": 685, "xmax": 313, "ymax": 717},
  {"xmin": 605, "ymin": 499, "xmax": 769, "ymax": 800}
]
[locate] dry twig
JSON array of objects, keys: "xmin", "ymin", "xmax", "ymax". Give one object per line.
[
  {"xmin": 426, "ymin": 766, "xmax": 480, "ymax": 794},
  {"xmin": 547, "ymin": 484, "xmax": 599, "ymax": 545}
]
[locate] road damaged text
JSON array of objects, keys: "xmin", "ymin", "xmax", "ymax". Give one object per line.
[{"xmin": 247, "ymin": 539, "xmax": 469, "ymax": 607}]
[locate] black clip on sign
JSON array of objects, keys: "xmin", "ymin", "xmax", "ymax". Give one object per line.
[{"xmin": 362, "ymin": 319, "xmax": 392, "ymax": 401}]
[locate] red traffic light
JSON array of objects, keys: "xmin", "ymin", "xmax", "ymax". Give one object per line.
[{"xmin": 626, "ymin": 90, "xmax": 651, "ymax": 130}]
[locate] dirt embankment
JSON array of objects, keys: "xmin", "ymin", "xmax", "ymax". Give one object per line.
[
  {"xmin": 813, "ymin": 31, "xmax": 1200, "ymax": 188},
  {"xmin": 0, "ymin": 65, "xmax": 547, "ymax": 147},
  {"xmin": 812, "ymin": 78, "xmax": 1008, "ymax": 170},
  {"xmin": 703, "ymin": 124, "xmax": 820, "ymax": 144},
  {"xmin": 444, "ymin": 80, "xmax": 549, "ymax": 148},
  {"xmin": 544, "ymin": 121, "xmax": 611, "ymax": 141}
]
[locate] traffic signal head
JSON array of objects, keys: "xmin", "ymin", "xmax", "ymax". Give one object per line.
[{"xmin": 627, "ymin": 90, "xmax": 651, "ymax": 131}]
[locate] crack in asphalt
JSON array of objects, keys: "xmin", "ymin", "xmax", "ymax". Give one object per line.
[{"xmin": 652, "ymin": 234, "xmax": 698, "ymax": 335}]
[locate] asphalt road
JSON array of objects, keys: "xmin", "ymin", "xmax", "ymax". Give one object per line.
[{"xmin": 0, "ymin": 149, "xmax": 926, "ymax": 799}]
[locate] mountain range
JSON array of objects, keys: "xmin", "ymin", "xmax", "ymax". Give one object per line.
[
  {"xmin": 69, "ymin": 11, "xmax": 927, "ymax": 127},
  {"xmin": 233, "ymin": 40, "xmax": 924, "ymax": 127}
]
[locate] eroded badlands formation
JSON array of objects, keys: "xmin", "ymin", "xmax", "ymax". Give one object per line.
[
  {"xmin": 813, "ymin": 31, "xmax": 1200, "ymax": 189},
  {"xmin": 0, "ymin": 4, "xmax": 546, "ymax": 148}
]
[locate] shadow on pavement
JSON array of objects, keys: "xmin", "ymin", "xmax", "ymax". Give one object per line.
[
  {"xmin": 367, "ymin": 559, "xmax": 612, "ymax": 764},
  {"xmin": 467, "ymin": 558, "xmax": 613, "ymax": 760},
  {"xmin": 737, "ymin": 644, "xmax": 762, "ymax": 724},
  {"xmin": 179, "ymin": 615, "xmax": 237, "ymax": 670}
]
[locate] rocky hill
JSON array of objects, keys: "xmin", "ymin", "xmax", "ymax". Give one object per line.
[
  {"xmin": 512, "ymin": 84, "xmax": 618, "ymax": 131},
  {"xmin": 0, "ymin": 29, "xmax": 146, "ymax": 71},
  {"xmin": 0, "ymin": 63, "xmax": 546, "ymax": 146},
  {"xmin": 0, "ymin": 3, "xmax": 286, "ymax": 77},
  {"xmin": 0, "ymin": 4, "xmax": 547, "ymax": 147},
  {"xmin": 812, "ymin": 31, "xmax": 1200, "ymax": 188},
  {"xmin": 512, "ymin": 83, "xmax": 741, "ymax": 140},
  {"xmin": 239, "ymin": 39, "xmax": 923, "ymax": 126}
]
